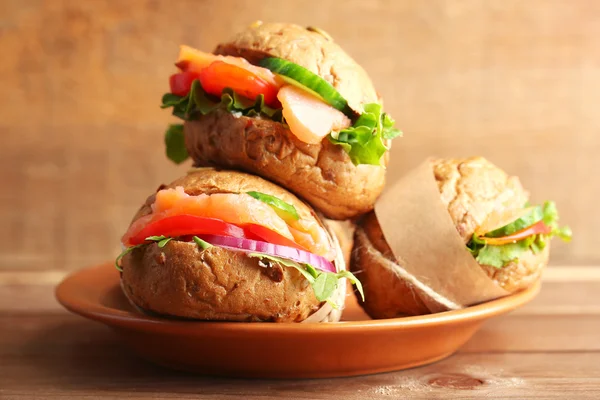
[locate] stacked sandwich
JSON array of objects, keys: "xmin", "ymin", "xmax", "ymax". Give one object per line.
[
  {"xmin": 116, "ymin": 22, "xmax": 570, "ymax": 323},
  {"xmin": 117, "ymin": 22, "xmax": 397, "ymax": 322}
]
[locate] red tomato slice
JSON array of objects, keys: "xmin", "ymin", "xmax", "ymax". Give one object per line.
[
  {"xmin": 169, "ymin": 71, "xmax": 200, "ymax": 97},
  {"xmin": 244, "ymin": 224, "xmax": 309, "ymax": 252},
  {"xmin": 127, "ymin": 215, "xmax": 248, "ymax": 246},
  {"xmin": 480, "ymin": 221, "xmax": 552, "ymax": 246},
  {"xmin": 176, "ymin": 45, "xmax": 282, "ymax": 87},
  {"xmin": 198, "ymin": 61, "xmax": 280, "ymax": 107}
]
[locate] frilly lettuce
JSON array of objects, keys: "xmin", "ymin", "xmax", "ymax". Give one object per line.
[
  {"xmin": 164, "ymin": 124, "xmax": 188, "ymax": 165},
  {"xmin": 467, "ymin": 201, "xmax": 572, "ymax": 268},
  {"xmin": 329, "ymin": 103, "xmax": 402, "ymax": 166}
]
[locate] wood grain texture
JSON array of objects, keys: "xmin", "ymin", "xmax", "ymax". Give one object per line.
[
  {"xmin": 1, "ymin": 0, "xmax": 597, "ymax": 272},
  {"xmin": 1, "ymin": 274, "xmax": 599, "ymax": 398},
  {"xmin": 0, "ymin": 315, "xmax": 599, "ymax": 399}
]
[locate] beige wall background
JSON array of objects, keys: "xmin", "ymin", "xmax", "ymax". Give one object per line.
[{"xmin": 1, "ymin": 0, "xmax": 597, "ymax": 274}]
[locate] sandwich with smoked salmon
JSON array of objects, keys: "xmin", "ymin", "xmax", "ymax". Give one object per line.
[
  {"xmin": 116, "ymin": 168, "xmax": 362, "ymax": 322},
  {"xmin": 161, "ymin": 22, "xmax": 401, "ymax": 220},
  {"xmin": 351, "ymin": 157, "xmax": 571, "ymax": 318}
]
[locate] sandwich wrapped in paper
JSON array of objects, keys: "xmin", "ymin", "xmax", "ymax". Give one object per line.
[{"xmin": 351, "ymin": 157, "xmax": 571, "ymax": 318}]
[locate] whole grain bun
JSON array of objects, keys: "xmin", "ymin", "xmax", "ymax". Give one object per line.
[
  {"xmin": 120, "ymin": 168, "xmax": 346, "ymax": 322},
  {"xmin": 184, "ymin": 22, "xmax": 389, "ymax": 220},
  {"xmin": 351, "ymin": 157, "xmax": 549, "ymax": 318},
  {"xmin": 184, "ymin": 110, "xmax": 386, "ymax": 220}
]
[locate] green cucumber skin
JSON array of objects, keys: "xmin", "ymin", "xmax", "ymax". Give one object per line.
[
  {"xmin": 485, "ymin": 206, "xmax": 544, "ymax": 238},
  {"xmin": 260, "ymin": 57, "xmax": 353, "ymax": 116}
]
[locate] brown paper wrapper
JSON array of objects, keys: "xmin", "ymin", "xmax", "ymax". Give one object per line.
[{"xmin": 374, "ymin": 160, "xmax": 509, "ymax": 311}]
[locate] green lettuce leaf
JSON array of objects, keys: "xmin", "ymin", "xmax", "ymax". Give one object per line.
[
  {"xmin": 115, "ymin": 236, "xmax": 173, "ymax": 271},
  {"xmin": 329, "ymin": 103, "xmax": 402, "ymax": 166},
  {"xmin": 192, "ymin": 236, "xmax": 212, "ymax": 250},
  {"xmin": 467, "ymin": 200, "xmax": 572, "ymax": 269},
  {"xmin": 472, "ymin": 241, "xmax": 530, "ymax": 269},
  {"xmin": 336, "ymin": 270, "xmax": 365, "ymax": 301},
  {"xmin": 313, "ymin": 273, "xmax": 339, "ymax": 303},
  {"xmin": 542, "ymin": 201, "xmax": 573, "ymax": 242},
  {"xmin": 115, "ymin": 244, "xmax": 144, "ymax": 272},
  {"xmin": 164, "ymin": 124, "xmax": 189, "ymax": 164},
  {"xmin": 161, "ymin": 80, "xmax": 283, "ymax": 122}
]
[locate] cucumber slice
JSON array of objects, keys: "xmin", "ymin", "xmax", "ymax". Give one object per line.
[
  {"xmin": 259, "ymin": 57, "xmax": 353, "ymax": 116},
  {"xmin": 477, "ymin": 206, "xmax": 544, "ymax": 238}
]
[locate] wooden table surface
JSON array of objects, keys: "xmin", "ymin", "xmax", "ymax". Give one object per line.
[{"xmin": 0, "ymin": 267, "xmax": 599, "ymax": 399}]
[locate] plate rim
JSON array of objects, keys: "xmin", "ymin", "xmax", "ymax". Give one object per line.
[{"xmin": 56, "ymin": 262, "xmax": 540, "ymax": 334}]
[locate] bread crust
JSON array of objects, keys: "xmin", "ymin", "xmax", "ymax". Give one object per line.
[
  {"xmin": 184, "ymin": 111, "xmax": 386, "ymax": 220},
  {"xmin": 351, "ymin": 157, "xmax": 549, "ymax": 318}
]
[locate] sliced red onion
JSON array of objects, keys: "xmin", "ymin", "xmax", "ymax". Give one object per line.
[{"xmin": 196, "ymin": 234, "xmax": 336, "ymax": 273}]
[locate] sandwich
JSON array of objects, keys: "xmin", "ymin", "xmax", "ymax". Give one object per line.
[
  {"xmin": 160, "ymin": 22, "xmax": 401, "ymax": 219},
  {"xmin": 116, "ymin": 168, "xmax": 362, "ymax": 322},
  {"xmin": 351, "ymin": 157, "xmax": 571, "ymax": 318}
]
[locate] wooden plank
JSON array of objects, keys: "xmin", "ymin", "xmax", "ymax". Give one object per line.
[
  {"xmin": 1, "ymin": 0, "xmax": 599, "ymax": 273},
  {"xmin": 542, "ymin": 267, "xmax": 600, "ymax": 282},
  {"xmin": 461, "ymin": 314, "xmax": 600, "ymax": 353},
  {"xmin": 515, "ymin": 276, "xmax": 600, "ymax": 315},
  {"xmin": 0, "ymin": 314, "xmax": 599, "ymax": 399},
  {"xmin": 0, "ymin": 284, "xmax": 61, "ymax": 313}
]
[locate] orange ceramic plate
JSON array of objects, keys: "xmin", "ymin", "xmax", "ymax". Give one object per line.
[{"xmin": 56, "ymin": 262, "xmax": 539, "ymax": 378}]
